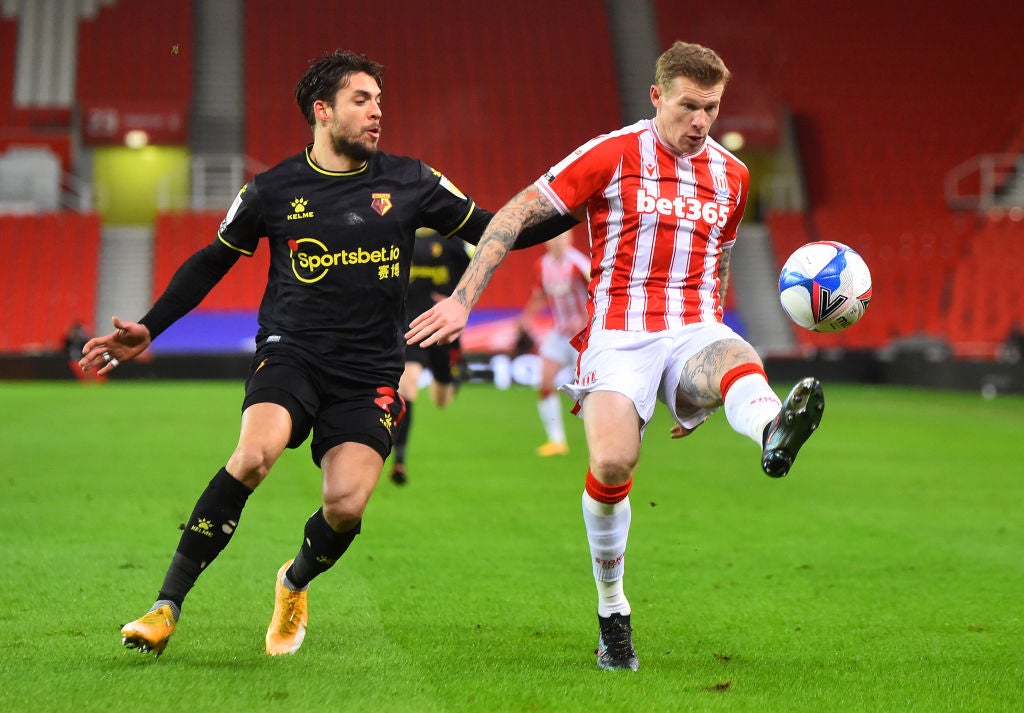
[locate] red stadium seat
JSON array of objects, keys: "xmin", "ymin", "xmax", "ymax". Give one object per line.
[{"xmin": 0, "ymin": 213, "xmax": 101, "ymax": 352}]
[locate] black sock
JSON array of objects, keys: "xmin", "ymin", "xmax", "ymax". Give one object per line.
[
  {"xmin": 286, "ymin": 508, "xmax": 361, "ymax": 589},
  {"xmin": 393, "ymin": 399, "xmax": 414, "ymax": 465},
  {"xmin": 156, "ymin": 467, "xmax": 253, "ymax": 608}
]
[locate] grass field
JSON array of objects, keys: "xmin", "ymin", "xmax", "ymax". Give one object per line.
[{"xmin": 1, "ymin": 379, "xmax": 1022, "ymax": 712}]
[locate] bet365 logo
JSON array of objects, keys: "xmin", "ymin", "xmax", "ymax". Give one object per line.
[{"xmin": 636, "ymin": 188, "xmax": 731, "ymax": 227}]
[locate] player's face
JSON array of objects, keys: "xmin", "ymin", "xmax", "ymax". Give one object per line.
[
  {"xmin": 651, "ymin": 76, "xmax": 724, "ymax": 154},
  {"xmin": 325, "ymin": 72, "xmax": 382, "ymax": 162}
]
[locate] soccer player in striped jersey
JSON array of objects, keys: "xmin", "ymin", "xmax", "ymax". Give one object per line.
[
  {"xmin": 517, "ymin": 230, "xmax": 590, "ymax": 456},
  {"xmin": 408, "ymin": 41, "xmax": 824, "ymax": 671}
]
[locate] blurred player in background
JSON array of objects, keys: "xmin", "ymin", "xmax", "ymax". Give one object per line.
[
  {"xmin": 80, "ymin": 49, "xmax": 576, "ymax": 659},
  {"xmin": 63, "ymin": 320, "xmax": 98, "ymax": 382},
  {"xmin": 407, "ymin": 41, "xmax": 824, "ymax": 671},
  {"xmin": 389, "ymin": 228, "xmax": 473, "ymax": 485},
  {"xmin": 516, "ymin": 230, "xmax": 590, "ymax": 456}
]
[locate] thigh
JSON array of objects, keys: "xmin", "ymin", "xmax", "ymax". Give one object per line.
[
  {"xmin": 243, "ymin": 345, "xmax": 318, "ymax": 448},
  {"xmin": 319, "ymin": 440, "xmax": 384, "ymax": 522},
  {"xmin": 662, "ymin": 323, "xmax": 763, "ymax": 427},
  {"xmin": 228, "ymin": 402, "xmax": 293, "ymax": 486},
  {"xmin": 580, "ymin": 390, "xmax": 642, "ymax": 482}
]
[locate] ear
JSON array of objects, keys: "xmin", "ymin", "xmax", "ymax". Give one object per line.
[
  {"xmin": 649, "ymin": 84, "xmax": 661, "ymax": 110},
  {"xmin": 313, "ymin": 99, "xmax": 331, "ymax": 123}
]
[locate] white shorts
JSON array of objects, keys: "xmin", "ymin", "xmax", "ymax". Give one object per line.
[
  {"xmin": 558, "ymin": 322, "xmax": 744, "ymax": 434},
  {"xmin": 538, "ymin": 328, "xmax": 578, "ymax": 368}
]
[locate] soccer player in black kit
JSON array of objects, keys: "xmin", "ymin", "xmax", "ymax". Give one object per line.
[
  {"xmin": 80, "ymin": 49, "xmax": 575, "ymax": 657},
  {"xmin": 389, "ymin": 228, "xmax": 472, "ymax": 485}
]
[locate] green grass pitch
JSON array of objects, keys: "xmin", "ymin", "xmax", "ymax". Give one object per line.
[{"xmin": 1, "ymin": 379, "xmax": 1021, "ymax": 712}]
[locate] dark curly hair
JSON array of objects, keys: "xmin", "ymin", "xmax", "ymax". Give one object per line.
[{"xmin": 294, "ymin": 50, "xmax": 384, "ymax": 127}]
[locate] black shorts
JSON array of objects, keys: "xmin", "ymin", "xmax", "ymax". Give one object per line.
[
  {"xmin": 404, "ymin": 338, "xmax": 463, "ymax": 385},
  {"xmin": 242, "ymin": 342, "xmax": 406, "ymax": 466}
]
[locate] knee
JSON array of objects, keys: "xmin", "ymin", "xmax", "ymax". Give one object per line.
[
  {"xmin": 321, "ymin": 495, "xmax": 367, "ymax": 531},
  {"xmin": 588, "ymin": 453, "xmax": 636, "ymax": 485},
  {"xmin": 226, "ymin": 445, "xmax": 277, "ymax": 489}
]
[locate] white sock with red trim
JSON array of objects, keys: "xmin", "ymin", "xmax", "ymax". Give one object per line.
[
  {"xmin": 583, "ymin": 486, "xmax": 632, "ymax": 617},
  {"xmin": 723, "ymin": 373, "xmax": 782, "ymax": 445}
]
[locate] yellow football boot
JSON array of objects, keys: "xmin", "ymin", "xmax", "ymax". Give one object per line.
[
  {"xmin": 536, "ymin": 441, "xmax": 570, "ymax": 457},
  {"xmin": 121, "ymin": 604, "xmax": 176, "ymax": 657},
  {"xmin": 265, "ymin": 560, "xmax": 308, "ymax": 656}
]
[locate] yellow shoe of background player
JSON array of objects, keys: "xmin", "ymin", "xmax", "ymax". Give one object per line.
[
  {"xmin": 266, "ymin": 560, "xmax": 308, "ymax": 656},
  {"xmin": 536, "ymin": 441, "xmax": 570, "ymax": 457},
  {"xmin": 121, "ymin": 604, "xmax": 176, "ymax": 657}
]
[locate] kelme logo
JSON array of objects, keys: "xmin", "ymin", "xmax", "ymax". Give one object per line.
[{"xmin": 287, "ymin": 197, "xmax": 314, "ymax": 220}]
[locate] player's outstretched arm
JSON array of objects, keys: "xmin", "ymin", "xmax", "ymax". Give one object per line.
[
  {"xmin": 80, "ymin": 239, "xmax": 242, "ymax": 375},
  {"xmin": 407, "ymin": 185, "xmax": 559, "ymax": 347},
  {"xmin": 79, "ymin": 316, "xmax": 152, "ymax": 375}
]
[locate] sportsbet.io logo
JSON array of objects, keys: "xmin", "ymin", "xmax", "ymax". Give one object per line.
[{"xmin": 288, "ymin": 237, "xmax": 401, "ymax": 283}]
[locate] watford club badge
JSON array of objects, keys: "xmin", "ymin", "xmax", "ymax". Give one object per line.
[{"xmin": 371, "ymin": 192, "xmax": 393, "ymax": 216}]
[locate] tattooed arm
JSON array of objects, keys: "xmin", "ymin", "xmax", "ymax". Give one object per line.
[
  {"xmin": 406, "ymin": 185, "xmax": 560, "ymax": 346},
  {"xmin": 718, "ymin": 247, "xmax": 732, "ymax": 306}
]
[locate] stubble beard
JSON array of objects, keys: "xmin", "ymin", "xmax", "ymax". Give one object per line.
[{"xmin": 330, "ymin": 133, "xmax": 377, "ymax": 163}]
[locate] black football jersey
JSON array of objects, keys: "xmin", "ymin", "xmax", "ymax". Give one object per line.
[{"xmin": 218, "ymin": 146, "xmax": 484, "ymax": 383}]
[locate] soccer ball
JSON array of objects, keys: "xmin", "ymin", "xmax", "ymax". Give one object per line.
[{"xmin": 779, "ymin": 241, "xmax": 872, "ymax": 332}]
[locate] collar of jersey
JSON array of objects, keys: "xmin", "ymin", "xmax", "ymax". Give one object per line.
[{"xmin": 305, "ymin": 145, "xmax": 370, "ymax": 176}]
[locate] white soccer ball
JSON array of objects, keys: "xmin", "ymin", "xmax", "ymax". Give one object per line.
[{"xmin": 778, "ymin": 241, "xmax": 872, "ymax": 333}]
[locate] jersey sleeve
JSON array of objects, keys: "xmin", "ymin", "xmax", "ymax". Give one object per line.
[
  {"xmin": 217, "ymin": 177, "xmax": 268, "ymax": 256},
  {"xmin": 416, "ymin": 162, "xmax": 479, "ymax": 238},
  {"xmin": 534, "ymin": 134, "xmax": 622, "ymax": 214}
]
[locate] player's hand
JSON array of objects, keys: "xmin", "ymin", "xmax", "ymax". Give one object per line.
[
  {"xmin": 79, "ymin": 316, "xmax": 152, "ymax": 375},
  {"xmin": 670, "ymin": 422, "xmax": 702, "ymax": 439},
  {"xmin": 405, "ymin": 297, "xmax": 470, "ymax": 347}
]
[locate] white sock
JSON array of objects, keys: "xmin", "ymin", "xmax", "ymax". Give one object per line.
[
  {"xmin": 596, "ymin": 579, "xmax": 630, "ymax": 618},
  {"xmin": 582, "ymin": 491, "xmax": 631, "ymax": 616},
  {"xmin": 723, "ymin": 373, "xmax": 782, "ymax": 446},
  {"xmin": 538, "ymin": 393, "xmax": 566, "ymax": 443}
]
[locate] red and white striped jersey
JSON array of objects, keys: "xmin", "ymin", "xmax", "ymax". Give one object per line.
[
  {"xmin": 534, "ymin": 119, "xmax": 749, "ymax": 333},
  {"xmin": 536, "ymin": 245, "xmax": 591, "ymax": 335}
]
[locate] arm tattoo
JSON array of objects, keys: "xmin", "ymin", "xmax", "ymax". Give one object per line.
[
  {"xmin": 718, "ymin": 248, "xmax": 731, "ymax": 305},
  {"xmin": 453, "ymin": 186, "xmax": 558, "ymax": 309}
]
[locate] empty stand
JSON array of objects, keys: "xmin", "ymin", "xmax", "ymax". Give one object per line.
[
  {"xmin": 152, "ymin": 211, "xmax": 267, "ymax": 310},
  {"xmin": 0, "ymin": 213, "xmax": 101, "ymax": 352},
  {"xmin": 946, "ymin": 216, "xmax": 1024, "ymax": 358},
  {"xmin": 76, "ymin": 0, "xmax": 193, "ymax": 109}
]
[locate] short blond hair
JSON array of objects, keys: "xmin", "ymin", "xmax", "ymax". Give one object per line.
[{"xmin": 655, "ymin": 41, "xmax": 731, "ymax": 90}]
